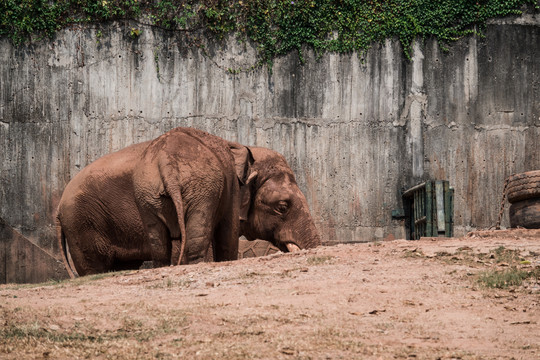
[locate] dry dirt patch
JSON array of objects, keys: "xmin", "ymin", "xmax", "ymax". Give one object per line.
[{"xmin": 1, "ymin": 229, "xmax": 539, "ymax": 359}]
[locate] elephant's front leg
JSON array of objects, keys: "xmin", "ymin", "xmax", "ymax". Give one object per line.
[{"xmin": 213, "ymin": 218, "xmax": 239, "ymax": 262}]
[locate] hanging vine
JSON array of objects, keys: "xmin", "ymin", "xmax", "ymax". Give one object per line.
[{"xmin": 1, "ymin": 0, "xmax": 538, "ymax": 66}]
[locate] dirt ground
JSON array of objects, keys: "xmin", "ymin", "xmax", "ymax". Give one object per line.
[{"xmin": 1, "ymin": 229, "xmax": 539, "ymax": 360}]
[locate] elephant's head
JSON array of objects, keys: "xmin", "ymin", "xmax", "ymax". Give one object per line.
[{"xmin": 231, "ymin": 145, "xmax": 321, "ymax": 252}]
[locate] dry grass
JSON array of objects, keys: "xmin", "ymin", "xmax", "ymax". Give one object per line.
[{"xmin": 1, "ymin": 233, "xmax": 539, "ymax": 359}]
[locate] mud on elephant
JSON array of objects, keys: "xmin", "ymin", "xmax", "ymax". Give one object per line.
[{"xmin": 57, "ymin": 127, "xmax": 320, "ymax": 277}]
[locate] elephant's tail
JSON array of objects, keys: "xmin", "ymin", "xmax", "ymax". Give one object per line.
[
  {"xmin": 174, "ymin": 192, "xmax": 187, "ymax": 266},
  {"xmin": 56, "ymin": 218, "xmax": 79, "ymax": 278},
  {"xmin": 165, "ymin": 183, "xmax": 187, "ymax": 266}
]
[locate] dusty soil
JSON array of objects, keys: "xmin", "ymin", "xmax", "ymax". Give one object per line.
[{"xmin": 1, "ymin": 229, "xmax": 539, "ymax": 360}]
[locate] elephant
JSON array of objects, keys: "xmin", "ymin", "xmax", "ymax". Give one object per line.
[{"xmin": 56, "ymin": 127, "xmax": 321, "ymax": 277}]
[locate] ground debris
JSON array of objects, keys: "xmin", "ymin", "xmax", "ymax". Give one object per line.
[{"xmin": 1, "ymin": 231, "xmax": 539, "ymax": 359}]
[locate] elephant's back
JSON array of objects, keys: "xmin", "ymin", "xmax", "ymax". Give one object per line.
[
  {"xmin": 60, "ymin": 141, "xmax": 149, "ymax": 195},
  {"xmin": 147, "ymin": 127, "xmax": 237, "ymax": 182},
  {"xmin": 140, "ymin": 127, "xmax": 237, "ymax": 212},
  {"xmin": 152, "ymin": 127, "xmax": 234, "ymax": 166}
]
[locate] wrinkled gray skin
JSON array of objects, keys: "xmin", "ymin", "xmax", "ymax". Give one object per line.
[{"xmin": 57, "ymin": 127, "xmax": 320, "ymax": 277}]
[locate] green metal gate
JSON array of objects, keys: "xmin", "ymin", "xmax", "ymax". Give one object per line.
[{"xmin": 400, "ymin": 181, "xmax": 454, "ymax": 240}]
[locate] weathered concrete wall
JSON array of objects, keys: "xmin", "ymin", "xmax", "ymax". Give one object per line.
[
  {"xmin": 0, "ymin": 218, "xmax": 66, "ymax": 283},
  {"xmin": 1, "ymin": 14, "xmax": 539, "ymax": 282}
]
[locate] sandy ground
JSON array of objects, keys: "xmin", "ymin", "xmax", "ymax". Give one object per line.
[{"xmin": 1, "ymin": 229, "xmax": 539, "ymax": 359}]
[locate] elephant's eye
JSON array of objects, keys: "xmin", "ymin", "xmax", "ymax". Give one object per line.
[{"xmin": 275, "ymin": 201, "xmax": 289, "ymax": 215}]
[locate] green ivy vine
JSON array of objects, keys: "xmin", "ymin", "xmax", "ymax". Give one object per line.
[{"xmin": 1, "ymin": 0, "xmax": 538, "ymax": 66}]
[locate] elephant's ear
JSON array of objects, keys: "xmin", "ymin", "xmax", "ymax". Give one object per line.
[
  {"xmin": 239, "ymin": 171, "xmax": 258, "ymax": 221},
  {"xmin": 229, "ymin": 142, "xmax": 253, "ymax": 183},
  {"xmin": 229, "ymin": 142, "xmax": 257, "ymax": 221}
]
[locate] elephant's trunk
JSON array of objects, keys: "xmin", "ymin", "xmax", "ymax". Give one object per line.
[{"xmin": 277, "ymin": 213, "xmax": 321, "ymax": 252}]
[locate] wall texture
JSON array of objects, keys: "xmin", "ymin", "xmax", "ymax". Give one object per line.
[{"xmin": 1, "ymin": 13, "xmax": 539, "ymax": 283}]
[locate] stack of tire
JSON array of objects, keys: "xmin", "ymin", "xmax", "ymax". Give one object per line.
[
  {"xmin": 507, "ymin": 170, "xmax": 540, "ymax": 229},
  {"xmin": 238, "ymin": 238, "xmax": 280, "ymax": 259}
]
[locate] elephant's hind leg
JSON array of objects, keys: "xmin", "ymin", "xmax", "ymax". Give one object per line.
[
  {"xmin": 183, "ymin": 209, "xmax": 217, "ymax": 264},
  {"xmin": 65, "ymin": 230, "xmax": 115, "ymax": 276},
  {"xmin": 139, "ymin": 211, "xmax": 172, "ymax": 268}
]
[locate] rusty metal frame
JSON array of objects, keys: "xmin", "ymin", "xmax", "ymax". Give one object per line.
[{"xmin": 402, "ymin": 181, "xmax": 454, "ymax": 240}]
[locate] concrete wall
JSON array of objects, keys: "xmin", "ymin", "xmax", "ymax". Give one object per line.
[{"xmin": 1, "ymin": 14, "xmax": 539, "ymax": 282}]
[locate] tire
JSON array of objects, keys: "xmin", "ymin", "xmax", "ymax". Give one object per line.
[
  {"xmin": 506, "ymin": 170, "xmax": 540, "ymax": 203},
  {"xmin": 509, "ymin": 198, "xmax": 540, "ymax": 229},
  {"xmin": 238, "ymin": 239, "xmax": 280, "ymax": 259}
]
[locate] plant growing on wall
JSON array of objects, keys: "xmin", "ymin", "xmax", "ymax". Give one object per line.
[{"xmin": 1, "ymin": 0, "xmax": 538, "ymax": 66}]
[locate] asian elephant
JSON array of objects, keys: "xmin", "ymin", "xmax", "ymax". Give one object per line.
[{"xmin": 56, "ymin": 127, "xmax": 320, "ymax": 277}]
